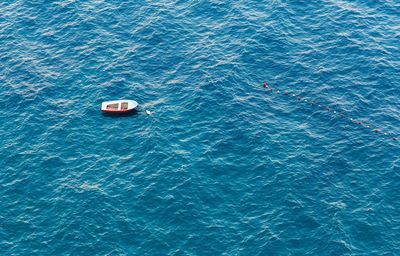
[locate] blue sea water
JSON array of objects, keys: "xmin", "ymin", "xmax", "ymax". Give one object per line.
[{"xmin": 1, "ymin": 0, "xmax": 400, "ymax": 255}]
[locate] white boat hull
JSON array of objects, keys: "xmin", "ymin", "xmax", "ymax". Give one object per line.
[{"xmin": 101, "ymin": 100, "xmax": 138, "ymax": 113}]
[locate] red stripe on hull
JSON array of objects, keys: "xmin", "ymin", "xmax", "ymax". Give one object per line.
[{"xmin": 101, "ymin": 109, "xmax": 134, "ymax": 113}]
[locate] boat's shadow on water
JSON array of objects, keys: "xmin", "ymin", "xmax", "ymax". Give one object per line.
[{"xmin": 101, "ymin": 109, "xmax": 140, "ymax": 118}]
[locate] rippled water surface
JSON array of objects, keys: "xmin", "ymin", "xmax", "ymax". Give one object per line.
[{"xmin": 1, "ymin": 0, "xmax": 400, "ymax": 255}]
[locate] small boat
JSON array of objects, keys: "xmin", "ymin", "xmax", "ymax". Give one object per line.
[{"xmin": 101, "ymin": 100, "xmax": 138, "ymax": 113}]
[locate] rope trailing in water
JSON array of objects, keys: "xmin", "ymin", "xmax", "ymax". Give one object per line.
[{"xmin": 261, "ymin": 82, "xmax": 398, "ymax": 143}]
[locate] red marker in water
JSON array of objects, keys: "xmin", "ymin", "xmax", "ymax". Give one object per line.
[
  {"xmin": 263, "ymin": 82, "xmax": 267, "ymax": 88},
  {"xmin": 374, "ymin": 129, "xmax": 380, "ymax": 133},
  {"xmin": 284, "ymin": 91, "xmax": 289, "ymax": 95}
]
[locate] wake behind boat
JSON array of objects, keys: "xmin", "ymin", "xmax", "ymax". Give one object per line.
[{"xmin": 101, "ymin": 100, "xmax": 138, "ymax": 113}]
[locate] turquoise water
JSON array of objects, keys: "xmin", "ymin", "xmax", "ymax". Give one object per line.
[{"xmin": 1, "ymin": 1, "xmax": 400, "ymax": 255}]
